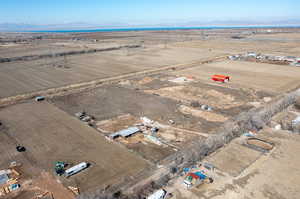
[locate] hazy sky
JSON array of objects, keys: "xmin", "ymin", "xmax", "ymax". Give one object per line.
[{"xmin": 0, "ymin": 0, "xmax": 299, "ymax": 25}]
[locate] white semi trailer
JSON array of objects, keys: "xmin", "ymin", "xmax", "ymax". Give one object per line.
[{"xmin": 65, "ymin": 162, "xmax": 88, "ymax": 177}]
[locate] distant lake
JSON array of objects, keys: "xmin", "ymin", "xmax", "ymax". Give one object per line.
[{"xmin": 29, "ymin": 26, "xmax": 300, "ymax": 33}]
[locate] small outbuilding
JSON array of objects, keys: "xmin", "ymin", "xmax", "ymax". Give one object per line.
[
  {"xmin": 211, "ymin": 75, "xmax": 230, "ymax": 83},
  {"xmin": 0, "ymin": 170, "xmax": 9, "ymax": 185},
  {"xmin": 109, "ymin": 127, "xmax": 141, "ymax": 139}
]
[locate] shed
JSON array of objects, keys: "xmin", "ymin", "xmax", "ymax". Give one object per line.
[
  {"xmin": 109, "ymin": 127, "xmax": 141, "ymax": 139},
  {"xmin": 0, "ymin": 170, "xmax": 9, "ymax": 185},
  {"xmin": 211, "ymin": 75, "xmax": 230, "ymax": 83},
  {"xmin": 247, "ymin": 52, "xmax": 257, "ymax": 57}
]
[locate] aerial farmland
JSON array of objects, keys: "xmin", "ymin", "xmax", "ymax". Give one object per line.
[{"xmin": 0, "ymin": 28, "xmax": 300, "ymax": 199}]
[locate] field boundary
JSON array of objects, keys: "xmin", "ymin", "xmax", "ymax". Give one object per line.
[{"xmin": 0, "ymin": 44, "xmax": 141, "ymax": 63}]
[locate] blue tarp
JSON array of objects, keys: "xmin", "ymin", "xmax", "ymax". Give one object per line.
[
  {"xmin": 183, "ymin": 168, "xmax": 190, "ymax": 173},
  {"xmin": 194, "ymin": 171, "xmax": 207, "ymax": 180}
]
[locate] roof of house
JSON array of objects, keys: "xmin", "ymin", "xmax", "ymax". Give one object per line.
[
  {"xmin": 187, "ymin": 173, "xmax": 200, "ymax": 179},
  {"xmin": 212, "ymin": 75, "xmax": 230, "ymax": 79},
  {"xmin": 194, "ymin": 171, "xmax": 207, "ymax": 180},
  {"xmin": 0, "ymin": 172, "xmax": 9, "ymax": 185},
  {"xmin": 110, "ymin": 127, "xmax": 140, "ymax": 138}
]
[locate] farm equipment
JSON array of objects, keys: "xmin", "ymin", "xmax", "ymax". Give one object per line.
[
  {"xmin": 16, "ymin": 146, "xmax": 26, "ymax": 152},
  {"xmin": 35, "ymin": 96, "xmax": 45, "ymax": 102},
  {"xmin": 211, "ymin": 75, "xmax": 230, "ymax": 83},
  {"xmin": 54, "ymin": 161, "xmax": 66, "ymax": 176}
]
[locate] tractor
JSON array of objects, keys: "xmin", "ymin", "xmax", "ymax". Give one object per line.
[{"xmin": 54, "ymin": 161, "xmax": 67, "ymax": 176}]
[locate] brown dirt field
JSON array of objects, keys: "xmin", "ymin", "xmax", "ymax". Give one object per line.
[
  {"xmin": 50, "ymin": 85, "xmax": 219, "ymax": 162},
  {"xmin": 0, "ymin": 102, "xmax": 149, "ymax": 193},
  {"xmin": 1, "ymin": 29, "xmax": 300, "ymax": 198},
  {"xmin": 8, "ymin": 191, "xmax": 36, "ymax": 199},
  {"xmin": 156, "ymin": 126, "xmax": 206, "ymax": 148},
  {"xmin": 50, "ymin": 85, "xmax": 220, "ymax": 134},
  {"xmin": 145, "ymin": 85, "xmax": 245, "ymax": 109},
  {"xmin": 171, "ymin": 60, "xmax": 300, "ymax": 93},
  {"xmin": 0, "ymin": 42, "xmax": 77, "ymax": 58},
  {"xmin": 0, "ymin": 39, "xmax": 120, "ymax": 58},
  {"xmin": 96, "ymin": 114, "xmax": 140, "ymax": 134},
  {"xmin": 205, "ymin": 142, "xmax": 262, "ymax": 177},
  {"xmin": 0, "ymin": 45, "xmax": 224, "ymax": 99},
  {"xmin": 178, "ymin": 105, "xmax": 228, "ymax": 122},
  {"xmin": 172, "ymin": 33, "xmax": 300, "ymax": 56},
  {"xmin": 2, "ymin": 30, "xmax": 299, "ymax": 100},
  {"xmin": 31, "ymin": 172, "xmax": 75, "ymax": 199},
  {"xmin": 127, "ymin": 142, "xmax": 175, "ymax": 163},
  {"xmin": 142, "ymin": 79, "xmax": 259, "ymax": 119},
  {"xmin": 0, "ymin": 51, "xmax": 148, "ymax": 98},
  {"xmin": 248, "ymin": 32, "xmax": 300, "ymax": 41}
]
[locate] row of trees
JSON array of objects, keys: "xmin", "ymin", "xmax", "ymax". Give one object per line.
[{"xmin": 78, "ymin": 89, "xmax": 300, "ymax": 199}]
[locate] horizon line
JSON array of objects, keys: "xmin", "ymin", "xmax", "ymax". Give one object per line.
[
  {"xmin": 4, "ymin": 25, "xmax": 300, "ymax": 33},
  {"xmin": 0, "ymin": 24, "xmax": 300, "ymax": 33}
]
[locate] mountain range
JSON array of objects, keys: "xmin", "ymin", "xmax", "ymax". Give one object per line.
[{"xmin": 1, "ymin": 19, "xmax": 300, "ymax": 32}]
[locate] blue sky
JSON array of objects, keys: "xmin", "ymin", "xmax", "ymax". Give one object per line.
[{"xmin": 0, "ymin": 0, "xmax": 299, "ymax": 25}]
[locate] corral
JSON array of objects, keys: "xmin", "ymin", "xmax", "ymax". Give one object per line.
[{"xmin": 167, "ymin": 125, "xmax": 300, "ymax": 199}]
